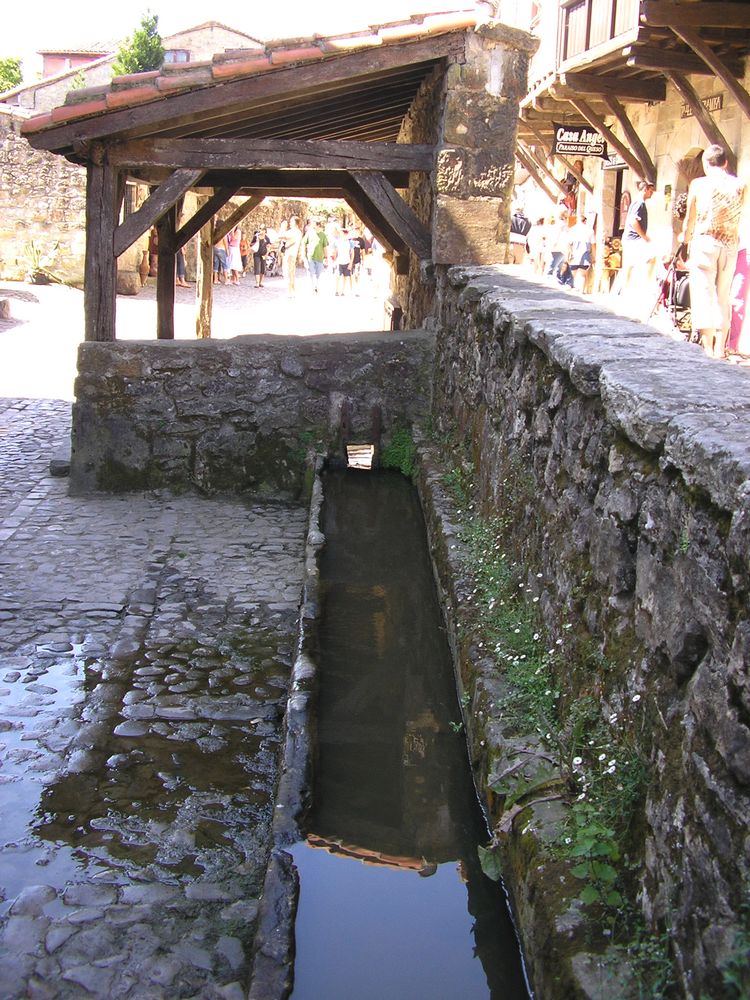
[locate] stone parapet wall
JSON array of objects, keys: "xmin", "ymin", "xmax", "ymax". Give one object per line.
[
  {"xmin": 430, "ymin": 266, "xmax": 750, "ymax": 998},
  {"xmin": 71, "ymin": 331, "xmax": 434, "ymax": 497}
]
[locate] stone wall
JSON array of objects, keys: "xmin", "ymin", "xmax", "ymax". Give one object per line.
[
  {"xmin": 429, "ymin": 265, "xmax": 750, "ymax": 998},
  {"xmin": 0, "ymin": 109, "xmax": 87, "ymax": 283},
  {"xmin": 70, "ymin": 331, "xmax": 434, "ymax": 497}
]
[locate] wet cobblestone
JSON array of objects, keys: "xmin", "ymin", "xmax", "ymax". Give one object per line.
[{"xmin": 0, "ymin": 398, "xmax": 306, "ymax": 998}]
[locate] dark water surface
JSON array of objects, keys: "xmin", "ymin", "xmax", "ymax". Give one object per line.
[{"xmin": 290, "ymin": 470, "xmax": 529, "ymax": 1000}]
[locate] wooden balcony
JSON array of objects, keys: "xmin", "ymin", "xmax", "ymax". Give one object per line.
[{"xmin": 558, "ymin": 0, "xmax": 640, "ymax": 64}]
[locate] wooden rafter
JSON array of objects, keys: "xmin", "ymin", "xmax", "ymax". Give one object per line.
[
  {"xmin": 600, "ymin": 96, "xmax": 657, "ymax": 184},
  {"xmin": 522, "ymin": 121, "xmax": 594, "ymax": 195},
  {"xmin": 108, "ymin": 138, "xmax": 435, "ymax": 174},
  {"xmin": 640, "ymin": 1, "xmax": 750, "ymax": 29},
  {"xmin": 519, "ymin": 142, "xmax": 568, "ymax": 198},
  {"xmin": 568, "ymin": 99, "xmax": 649, "ymax": 180},
  {"xmin": 666, "ymin": 72, "xmax": 736, "ymax": 171},
  {"xmin": 670, "ymin": 25, "xmax": 750, "ymax": 124},
  {"xmin": 346, "ymin": 172, "xmax": 432, "ymax": 261},
  {"xmin": 213, "ymin": 196, "xmax": 264, "ymax": 244},
  {"xmin": 515, "ymin": 145, "xmax": 557, "ymax": 204},
  {"xmin": 26, "ymin": 34, "xmax": 463, "ymax": 154},
  {"xmin": 114, "ymin": 168, "xmax": 204, "ymax": 257}
]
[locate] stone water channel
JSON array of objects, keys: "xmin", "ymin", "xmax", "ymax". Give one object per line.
[{"xmin": 288, "ymin": 470, "xmax": 530, "ymax": 1000}]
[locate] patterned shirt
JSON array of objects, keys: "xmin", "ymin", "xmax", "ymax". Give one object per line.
[{"xmin": 691, "ymin": 174, "xmax": 746, "ymax": 248}]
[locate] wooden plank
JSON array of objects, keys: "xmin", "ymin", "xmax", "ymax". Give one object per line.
[
  {"xmin": 666, "ymin": 72, "xmax": 736, "ymax": 172},
  {"xmin": 671, "ymin": 25, "xmax": 750, "ymax": 124},
  {"xmin": 113, "ymin": 168, "xmax": 204, "ymax": 257},
  {"xmin": 514, "ymin": 145, "xmax": 557, "ymax": 204},
  {"xmin": 347, "ymin": 172, "xmax": 432, "ymax": 260},
  {"xmin": 213, "ymin": 196, "xmax": 264, "ymax": 244},
  {"xmin": 601, "ymin": 96, "xmax": 657, "ymax": 183},
  {"xmin": 175, "ymin": 186, "xmax": 239, "ymax": 249},
  {"xmin": 560, "ymin": 72, "xmax": 666, "ymax": 103},
  {"xmin": 640, "ymin": 1, "xmax": 750, "ymax": 28},
  {"xmin": 623, "ymin": 46, "xmax": 738, "ymax": 76},
  {"xmin": 156, "ymin": 205, "xmax": 177, "ymax": 340},
  {"xmin": 569, "ymin": 99, "xmax": 649, "ymax": 180},
  {"xmin": 108, "ymin": 138, "xmax": 435, "ymax": 173},
  {"xmin": 27, "ymin": 34, "xmax": 464, "ymax": 153},
  {"xmin": 84, "ymin": 158, "xmax": 119, "ymax": 342},
  {"xmin": 197, "ymin": 168, "xmax": 411, "ymax": 191}
]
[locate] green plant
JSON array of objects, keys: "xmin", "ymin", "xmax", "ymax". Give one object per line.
[
  {"xmin": 568, "ymin": 801, "xmax": 622, "ymax": 909},
  {"xmin": 22, "ymin": 239, "xmax": 61, "ymax": 283},
  {"xmin": 112, "ymin": 12, "xmax": 165, "ymax": 77},
  {"xmin": 721, "ymin": 896, "xmax": 750, "ymax": 999},
  {"xmin": 0, "ymin": 57, "xmax": 22, "ymax": 94},
  {"xmin": 448, "ymin": 720, "xmax": 464, "ymax": 734},
  {"xmin": 381, "ymin": 427, "xmax": 416, "ymax": 479}
]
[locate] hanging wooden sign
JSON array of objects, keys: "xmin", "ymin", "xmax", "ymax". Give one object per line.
[{"xmin": 552, "ymin": 123, "xmax": 608, "ymax": 158}]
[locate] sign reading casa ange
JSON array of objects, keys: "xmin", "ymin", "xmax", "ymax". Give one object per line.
[{"xmin": 552, "ymin": 123, "xmax": 608, "ymax": 158}]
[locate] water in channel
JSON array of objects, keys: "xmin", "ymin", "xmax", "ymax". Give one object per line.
[{"xmin": 290, "ymin": 470, "xmax": 530, "ymax": 1000}]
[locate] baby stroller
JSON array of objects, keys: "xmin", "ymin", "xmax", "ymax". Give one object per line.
[{"xmin": 650, "ymin": 244, "xmax": 694, "ymax": 340}]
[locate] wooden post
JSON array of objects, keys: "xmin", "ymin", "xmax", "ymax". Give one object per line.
[
  {"xmin": 84, "ymin": 154, "xmax": 119, "ymax": 342},
  {"xmin": 156, "ymin": 205, "xmax": 177, "ymax": 340},
  {"xmin": 196, "ymin": 215, "xmax": 213, "ymax": 339}
]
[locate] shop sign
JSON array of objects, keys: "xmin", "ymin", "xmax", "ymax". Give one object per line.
[
  {"xmin": 552, "ymin": 122, "xmax": 608, "ymax": 158},
  {"xmin": 680, "ymin": 94, "xmax": 723, "ymax": 119}
]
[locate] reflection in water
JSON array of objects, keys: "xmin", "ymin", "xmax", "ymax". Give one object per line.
[{"xmin": 291, "ymin": 471, "xmax": 529, "ymax": 1000}]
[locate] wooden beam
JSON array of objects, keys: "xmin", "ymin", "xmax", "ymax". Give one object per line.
[
  {"xmin": 26, "ymin": 34, "xmax": 463, "ymax": 153},
  {"xmin": 559, "ymin": 72, "xmax": 666, "ymax": 104},
  {"xmin": 84, "ymin": 158, "xmax": 119, "ymax": 342},
  {"xmin": 196, "ymin": 168, "xmax": 411, "ymax": 191},
  {"xmin": 156, "ymin": 205, "xmax": 177, "ymax": 340},
  {"xmin": 640, "ymin": 1, "xmax": 750, "ymax": 28},
  {"xmin": 196, "ymin": 213, "xmax": 213, "ymax": 340},
  {"xmin": 601, "ymin": 96, "xmax": 657, "ymax": 183},
  {"xmin": 213, "ymin": 196, "xmax": 264, "ymax": 244},
  {"xmin": 623, "ymin": 46, "xmax": 740, "ymax": 76},
  {"xmin": 175, "ymin": 186, "xmax": 239, "ymax": 249},
  {"xmin": 346, "ymin": 172, "xmax": 432, "ymax": 261},
  {"xmin": 520, "ymin": 142, "xmax": 568, "ymax": 197},
  {"xmin": 522, "ymin": 121, "xmax": 594, "ymax": 195},
  {"xmin": 113, "ymin": 168, "xmax": 204, "ymax": 257},
  {"xmin": 569, "ymin": 99, "xmax": 649, "ymax": 180},
  {"xmin": 666, "ymin": 72, "xmax": 736, "ymax": 172},
  {"xmin": 515, "ymin": 145, "xmax": 557, "ymax": 204},
  {"xmin": 340, "ymin": 185, "xmax": 408, "ymax": 257},
  {"xmin": 108, "ymin": 138, "xmax": 435, "ymax": 173},
  {"xmin": 670, "ymin": 25, "xmax": 750, "ymax": 124}
]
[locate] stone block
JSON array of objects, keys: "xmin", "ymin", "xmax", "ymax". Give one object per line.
[
  {"xmin": 0, "ymin": 298, "xmax": 10, "ymax": 320},
  {"xmin": 432, "ymin": 195, "xmax": 508, "ymax": 266},
  {"xmin": 116, "ymin": 270, "xmax": 142, "ymax": 296}
]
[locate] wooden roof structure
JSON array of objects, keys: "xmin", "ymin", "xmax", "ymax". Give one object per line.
[
  {"xmin": 21, "ymin": 9, "xmax": 479, "ymax": 341},
  {"xmin": 516, "ymin": 0, "xmax": 750, "ymax": 189}
]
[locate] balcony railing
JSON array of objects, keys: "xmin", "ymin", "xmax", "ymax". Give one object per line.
[{"xmin": 557, "ymin": 0, "xmax": 640, "ymax": 64}]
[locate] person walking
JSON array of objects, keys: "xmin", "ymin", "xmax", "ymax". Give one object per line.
[
  {"xmin": 303, "ymin": 218, "xmax": 329, "ymax": 293},
  {"xmin": 679, "ymin": 144, "xmax": 747, "ymax": 359},
  {"xmin": 251, "ymin": 228, "xmax": 269, "ymax": 288},
  {"xmin": 616, "ymin": 179, "xmax": 657, "ymax": 311},
  {"xmin": 282, "ymin": 216, "xmax": 303, "ymax": 296},
  {"xmin": 226, "ymin": 225, "xmax": 243, "ymax": 285}
]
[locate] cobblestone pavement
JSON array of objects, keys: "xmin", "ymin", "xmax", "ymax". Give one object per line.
[{"xmin": 0, "ymin": 398, "xmax": 307, "ymax": 999}]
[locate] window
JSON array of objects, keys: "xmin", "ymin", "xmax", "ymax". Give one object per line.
[{"xmin": 164, "ymin": 49, "xmax": 190, "ymax": 64}]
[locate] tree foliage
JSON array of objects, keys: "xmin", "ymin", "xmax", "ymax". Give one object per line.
[
  {"xmin": 111, "ymin": 12, "xmax": 164, "ymax": 77},
  {"xmin": 0, "ymin": 58, "xmax": 22, "ymax": 94}
]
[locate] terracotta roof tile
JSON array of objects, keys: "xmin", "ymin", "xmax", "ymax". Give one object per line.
[
  {"xmin": 269, "ymin": 45, "xmax": 325, "ymax": 66},
  {"xmin": 319, "ymin": 32, "xmax": 382, "ymax": 53},
  {"xmin": 105, "ymin": 85, "xmax": 161, "ymax": 110},
  {"xmin": 111, "ymin": 70, "xmax": 161, "ymax": 90},
  {"xmin": 212, "ymin": 55, "xmax": 271, "ymax": 80},
  {"xmin": 21, "ymin": 10, "xmax": 480, "ymax": 137},
  {"xmin": 50, "ymin": 98, "xmax": 107, "ymax": 123},
  {"xmin": 19, "ymin": 111, "xmax": 55, "ymax": 134},
  {"xmin": 157, "ymin": 69, "xmax": 214, "ymax": 92}
]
